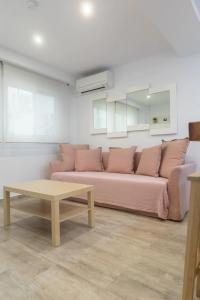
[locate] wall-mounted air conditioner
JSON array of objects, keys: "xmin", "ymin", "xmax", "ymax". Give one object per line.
[{"xmin": 76, "ymin": 71, "xmax": 113, "ymax": 94}]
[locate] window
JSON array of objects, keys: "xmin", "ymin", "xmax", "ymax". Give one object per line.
[
  {"xmin": 7, "ymin": 87, "xmax": 57, "ymax": 141},
  {"xmin": 35, "ymin": 93, "xmax": 56, "ymax": 137},
  {"xmin": 7, "ymin": 87, "xmax": 34, "ymax": 138},
  {"xmin": 3, "ymin": 63, "xmax": 67, "ymax": 143}
]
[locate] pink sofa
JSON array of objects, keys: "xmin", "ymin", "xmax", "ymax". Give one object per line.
[{"xmin": 50, "ymin": 152, "xmax": 196, "ymax": 221}]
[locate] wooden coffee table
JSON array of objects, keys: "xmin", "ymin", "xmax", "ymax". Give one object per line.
[{"xmin": 3, "ymin": 180, "xmax": 95, "ymax": 247}]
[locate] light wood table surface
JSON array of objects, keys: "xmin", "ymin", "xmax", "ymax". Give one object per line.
[{"xmin": 3, "ymin": 180, "xmax": 95, "ymax": 247}]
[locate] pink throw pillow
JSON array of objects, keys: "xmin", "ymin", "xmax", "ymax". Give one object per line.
[
  {"xmin": 60, "ymin": 144, "xmax": 89, "ymax": 171},
  {"xmin": 75, "ymin": 148, "xmax": 103, "ymax": 171},
  {"xmin": 107, "ymin": 147, "xmax": 137, "ymax": 174},
  {"xmin": 159, "ymin": 138, "xmax": 189, "ymax": 178},
  {"xmin": 136, "ymin": 145, "xmax": 162, "ymax": 177}
]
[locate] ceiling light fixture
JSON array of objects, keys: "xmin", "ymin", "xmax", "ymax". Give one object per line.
[
  {"xmin": 32, "ymin": 34, "xmax": 44, "ymax": 46},
  {"xmin": 81, "ymin": 1, "xmax": 94, "ymax": 18},
  {"xmin": 147, "ymin": 95, "xmax": 151, "ymax": 99},
  {"xmin": 27, "ymin": 0, "xmax": 39, "ymax": 9}
]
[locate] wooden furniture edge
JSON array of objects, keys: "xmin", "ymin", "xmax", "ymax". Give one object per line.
[
  {"xmin": 3, "ymin": 186, "xmax": 94, "ymax": 201},
  {"xmin": 188, "ymin": 172, "xmax": 200, "ymax": 181},
  {"xmin": 10, "ymin": 198, "xmax": 89, "ymax": 223}
]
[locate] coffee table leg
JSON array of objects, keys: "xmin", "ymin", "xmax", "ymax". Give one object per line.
[
  {"xmin": 3, "ymin": 189, "xmax": 10, "ymax": 227},
  {"xmin": 87, "ymin": 190, "xmax": 95, "ymax": 228},
  {"xmin": 51, "ymin": 200, "xmax": 60, "ymax": 247}
]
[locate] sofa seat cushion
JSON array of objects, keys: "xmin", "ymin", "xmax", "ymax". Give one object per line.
[{"xmin": 51, "ymin": 171, "xmax": 169, "ymax": 219}]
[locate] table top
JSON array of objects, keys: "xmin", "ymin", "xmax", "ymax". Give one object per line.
[{"xmin": 4, "ymin": 179, "xmax": 94, "ymax": 201}]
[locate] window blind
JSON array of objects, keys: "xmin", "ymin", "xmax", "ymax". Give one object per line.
[{"xmin": 3, "ymin": 63, "xmax": 68, "ymax": 143}]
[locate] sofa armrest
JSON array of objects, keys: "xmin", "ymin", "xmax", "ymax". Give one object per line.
[
  {"xmin": 167, "ymin": 162, "xmax": 196, "ymax": 221},
  {"xmin": 49, "ymin": 159, "xmax": 67, "ymax": 177}
]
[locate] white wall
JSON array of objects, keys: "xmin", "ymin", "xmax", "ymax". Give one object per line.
[
  {"xmin": 69, "ymin": 54, "xmax": 200, "ymax": 168},
  {"xmin": 0, "ymin": 153, "xmax": 56, "ymax": 198}
]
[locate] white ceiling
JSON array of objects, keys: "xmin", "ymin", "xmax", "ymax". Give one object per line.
[{"xmin": 0, "ymin": 0, "xmax": 200, "ymax": 77}]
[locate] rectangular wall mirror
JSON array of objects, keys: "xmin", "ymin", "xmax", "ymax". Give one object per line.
[
  {"xmin": 149, "ymin": 85, "xmax": 177, "ymax": 135},
  {"xmin": 126, "ymin": 86, "xmax": 150, "ymax": 131},
  {"xmin": 90, "ymin": 84, "xmax": 177, "ymax": 137},
  {"xmin": 149, "ymin": 90, "xmax": 170, "ymax": 129},
  {"xmin": 107, "ymin": 96, "xmax": 127, "ymax": 138},
  {"xmin": 90, "ymin": 93, "xmax": 107, "ymax": 134}
]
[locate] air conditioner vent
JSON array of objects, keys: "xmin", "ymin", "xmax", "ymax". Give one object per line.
[{"xmin": 76, "ymin": 71, "xmax": 113, "ymax": 94}]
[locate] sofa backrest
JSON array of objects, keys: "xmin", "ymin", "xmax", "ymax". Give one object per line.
[
  {"xmin": 134, "ymin": 152, "xmax": 142, "ymax": 172},
  {"xmin": 102, "ymin": 152, "xmax": 109, "ymax": 170}
]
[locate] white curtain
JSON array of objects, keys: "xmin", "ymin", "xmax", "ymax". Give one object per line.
[{"xmin": 3, "ymin": 63, "xmax": 68, "ymax": 143}]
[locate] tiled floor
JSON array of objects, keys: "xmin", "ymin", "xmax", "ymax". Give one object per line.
[{"xmin": 0, "ymin": 199, "xmax": 190, "ymax": 300}]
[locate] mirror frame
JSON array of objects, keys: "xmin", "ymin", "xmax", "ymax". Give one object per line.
[
  {"xmin": 126, "ymin": 85, "xmax": 150, "ymax": 132},
  {"xmin": 90, "ymin": 92, "xmax": 107, "ymax": 135},
  {"xmin": 107, "ymin": 94, "xmax": 128, "ymax": 138},
  {"xmin": 149, "ymin": 84, "xmax": 177, "ymax": 135}
]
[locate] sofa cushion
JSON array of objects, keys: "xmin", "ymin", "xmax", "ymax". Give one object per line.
[
  {"xmin": 136, "ymin": 145, "xmax": 162, "ymax": 177},
  {"xmin": 103, "ymin": 150, "xmax": 141, "ymax": 171},
  {"xmin": 107, "ymin": 147, "xmax": 137, "ymax": 174},
  {"xmin": 160, "ymin": 138, "xmax": 189, "ymax": 178},
  {"xmin": 75, "ymin": 148, "xmax": 103, "ymax": 172},
  {"xmin": 60, "ymin": 144, "xmax": 89, "ymax": 171},
  {"xmin": 51, "ymin": 171, "xmax": 169, "ymax": 219}
]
